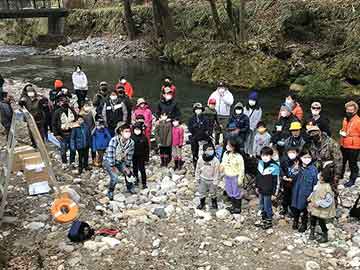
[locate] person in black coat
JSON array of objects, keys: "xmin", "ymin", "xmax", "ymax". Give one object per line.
[
  {"xmin": 0, "ymin": 95, "xmax": 14, "ymax": 138},
  {"xmin": 156, "ymin": 87, "xmax": 181, "ymax": 120},
  {"xmin": 131, "ymin": 122, "xmax": 149, "ymax": 189},
  {"xmin": 0, "ymin": 73, "xmax": 5, "ymax": 100},
  {"xmin": 116, "ymin": 85, "xmax": 133, "ymax": 124},
  {"xmin": 93, "ymin": 81, "xmax": 108, "ymax": 120},
  {"xmin": 226, "ymin": 102, "xmax": 250, "ymax": 148},
  {"xmin": 305, "ymin": 101, "xmax": 331, "ymax": 137},
  {"xmin": 188, "ymin": 103, "xmax": 211, "ymax": 169}
]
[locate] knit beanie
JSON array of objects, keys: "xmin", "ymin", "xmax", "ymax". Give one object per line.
[{"xmin": 248, "ymin": 91, "xmax": 258, "ymax": 101}]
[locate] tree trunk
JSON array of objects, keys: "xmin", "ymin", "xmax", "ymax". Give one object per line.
[
  {"xmin": 152, "ymin": 0, "xmax": 176, "ymax": 42},
  {"xmin": 123, "ymin": 0, "xmax": 136, "ymax": 40},
  {"xmin": 225, "ymin": 0, "xmax": 237, "ymax": 41},
  {"xmin": 238, "ymin": 0, "xmax": 247, "ymax": 42},
  {"xmin": 207, "ymin": 0, "xmax": 224, "ymax": 38}
]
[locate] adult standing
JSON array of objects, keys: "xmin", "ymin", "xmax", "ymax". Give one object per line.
[
  {"xmin": 340, "ymin": 101, "xmax": 360, "ymax": 187},
  {"xmin": 307, "ymin": 125, "xmax": 342, "ymax": 204},
  {"xmin": 72, "ymin": 65, "xmax": 88, "ymax": 109},
  {"xmin": 116, "ymin": 86, "xmax": 133, "ymax": 124},
  {"xmin": 0, "ymin": 95, "xmax": 14, "ymax": 139},
  {"xmin": 306, "ymin": 102, "xmax": 331, "ymax": 136},
  {"xmin": 244, "ymin": 91, "xmax": 262, "ymax": 155},
  {"xmin": 157, "ymin": 87, "xmax": 181, "ymax": 120},
  {"xmin": 115, "ymin": 76, "xmax": 134, "ymax": 99},
  {"xmin": 93, "ymin": 81, "xmax": 109, "ymax": 120},
  {"xmin": 281, "ymin": 93, "xmax": 303, "ymax": 121},
  {"xmin": 161, "ymin": 76, "xmax": 176, "ymax": 97},
  {"xmin": 0, "ymin": 73, "xmax": 5, "ymax": 100},
  {"xmin": 208, "ymin": 81, "xmax": 234, "ymax": 144}
]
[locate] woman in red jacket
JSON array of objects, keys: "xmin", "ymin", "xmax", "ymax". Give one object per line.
[{"xmin": 115, "ymin": 76, "xmax": 134, "ymax": 99}]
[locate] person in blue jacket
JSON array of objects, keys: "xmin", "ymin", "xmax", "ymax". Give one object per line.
[
  {"xmin": 188, "ymin": 102, "xmax": 211, "ymax": 169},
  {"xmin": 291, "ymin": 149, "xmax": 318, "ymax": 233},
  {"xmin": 91, "ymin": 119, "xmax": 112, "ymax": 167},
  {"xmin": 226, "ymin": 102, "xmax": 250, "ymax": 149},
  {"xmin": 70, "ymin": 115, "xmax": 91, "ymax": 175}
]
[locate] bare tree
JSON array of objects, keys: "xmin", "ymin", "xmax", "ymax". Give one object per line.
[
  {"xmin": 123, "ymin": 0, "xmax": 136, "ymax": 40},
  {"xmin": 152, "ymin": 0, "xmax": 176, "ymax": 42},
  {"xmin": 207, "ymin": 0, "xmax": 224, "ymax": 38}
]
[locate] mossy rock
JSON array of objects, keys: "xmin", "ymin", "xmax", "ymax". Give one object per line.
[
  {"xmin": 164, "ymin": 40, "xmax": 207, "ymax": 67},
  {"xmin": 191, "ymin": 52, "xmax": 289, "ymax": 89},
  {"xmin": 282, "ymin": 10, "xmax": 320, "ymax": 41},
  {"xmin": 330, "ymin": 52, "xmax": 360, "ymax": 82},
  {"xmin": 295, "ymin": 74, "xmax": 342, "ymax": 97}
]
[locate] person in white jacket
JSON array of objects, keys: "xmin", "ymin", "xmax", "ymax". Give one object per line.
[
  {"xmin": 208, "ymin": 81, "xmax": 234, "ymax": 145},
  {"xmin": 72, "ymin": 65, "xmax": 88, "ymax": 109}
]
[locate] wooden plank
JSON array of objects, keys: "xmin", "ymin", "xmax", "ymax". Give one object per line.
[{"xmin": 0, "ymin": 8, "xmax": 68, "ymax": 19}]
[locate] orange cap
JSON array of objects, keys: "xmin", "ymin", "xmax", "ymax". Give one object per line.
[{"xmin": 54, "ymin": 80, "xmax": 64, "ymax": 89}]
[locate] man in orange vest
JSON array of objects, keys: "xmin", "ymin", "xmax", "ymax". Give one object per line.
[{"xmin": 340, "ymin": 101, "xmax": 360, "ymax": 187}]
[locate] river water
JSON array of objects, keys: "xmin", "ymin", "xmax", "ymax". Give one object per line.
[{"xmin": 0, "ymin": 45, "xmax": 347, "ymax": 134}]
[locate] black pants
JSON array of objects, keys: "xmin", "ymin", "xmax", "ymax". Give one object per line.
[
  {"xmin": 133, "ymin": 156, "xmax": 146, "ymax": 186},
  {"xmin": 191, "ymin": 137, "xmax": 212, "ymax": 167},
  {"xmin": 77, "ymin": 147, "xmax": 89, "ymax": 172},
  {"xmin": 310, "ymin": 215, "xmax": 328, "ymax": 232},
  {"xmin": 292, "ymin": 207, "xmax": 308, "ymax": 224},
  {"xmin": 341, "ymin": 147, "xmax": 359, "ymax": 182},
  {"xmin": 159, "ymin": 146, "xmax": 172, "ymax": 166},
  {"xmin": 282, "ymin": 186, "xmax": 292, "ymax": 211},
  {"xmin": 75, "ymin": 89, "xmax": 87, "ymax": 108}
]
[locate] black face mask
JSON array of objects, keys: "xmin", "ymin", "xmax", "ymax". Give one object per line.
[
  {"xmin": 62, "ymin": 103, "xmax": 69, "ymax": 108},
  {"xmin": 346, "ymin": 112, "xmax": 355, "ymax": 120}
]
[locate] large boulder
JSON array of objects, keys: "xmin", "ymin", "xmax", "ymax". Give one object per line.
[{"xmin": 192, "ymin": 52, "xmax": 289, "ymax": 89}]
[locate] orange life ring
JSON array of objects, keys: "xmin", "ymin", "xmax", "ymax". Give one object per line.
[{"xmin": 51, "ymin": 197, "xmax": 79, "ymax": 223}]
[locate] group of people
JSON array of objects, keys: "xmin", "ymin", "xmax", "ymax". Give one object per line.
[{"xmin": 1, "ymin": 67, "xmax": 360, "ymax": 244}]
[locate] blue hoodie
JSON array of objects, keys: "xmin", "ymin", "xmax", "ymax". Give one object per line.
[{"xmin": 91, "ymin": 127, "xmax": 112, "ymax": 151}]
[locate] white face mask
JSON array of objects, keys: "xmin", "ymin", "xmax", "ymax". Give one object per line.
[
  {"xmin": 288, "ymin": 152, "xmax": 297, "ymax": 160},
  {"xmin": 121, "ymin": 79, "xmax": 126, "ymax": 84},
  {"xmin": 218, "ymin": 88, "xmax": 225, "ymax": 94},
  {"xmin": 195, "ymin": 109, "xmax": 202, "ymax": 115},
  {"xmin": 285, "ymin": 99, "xmax": 294, "ymax": 106},
  {"xmin": 122, "ymin": 131, "xmax": 131, "ymax": 139},
  {"xmin": 248, "ymin": 100, "xmax": 256, "ymax": 106},
  {"xmin": 205, "ymin": 150, "xmax": 214, "ymax": 156},
  {"xmin": 272, "ymin": 154, "xmax": 279, "ymax": 161},
  {"xmin": 164, "ymin": 94, "xmax": 172, "ymax": 101},
  {"xmin": 27, "ymin": 92, "xmax": 35, "ymax": 97},
  {"xmin": 134, "ymin": 129, "xmax": 141, "ymax": 135},
  {"xmin": 311, "ymin": 109, "xmax": 320, "ymax": 116},
  {"xmin": 173, "ymin": 121, "xmax": 179, "ymax": 127},
  {"xmin": 261, "ymin": 155, "xmax": 271, "ymax": 163},
  {"xmin": 110, "ymin": 95, "xmax": 117, "ymax": 101},
  {"xmin": 280, "ymin": 111, "xmax": 288, "ymax": 118},
  {"xmin": 301, "ymin": 157, "xmax": 312, "ymax": 165},
  {"xmin": 226, "ymin": 144, "xmax": 233, "ymax": 152},
  {"xmin": 235, "ymin": 109, "xmax": 243, "ymax": 115},
  {"xmin": 161, "ymin": 115, "xmax": 168, "ymax": 121}
]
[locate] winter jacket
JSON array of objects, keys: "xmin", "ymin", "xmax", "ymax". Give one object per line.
[
  {"xmin": 203, "ymin": 106, "xmax": 219, "ymax": 133},
  {"xmin": 340, "ymin": 114, "xmax": 360, "ymax": 149},
  {"xmin": 156, "ymin": 98, "xmax": 181, "ymax": 120},
  {"xmin": 49, "ymin": 88, "xmax": 60, "ymax": 103},
  {"xmin": 93, "ymin": 92, "xmax": 108, "ymax": 119},
  {"xmin": 115, "ymin": 82, "xmax": 134, "ymax": 98},
  {"xmin": 221, "ymin": 152, "xmax": 245, "ymax": 185},
  {"xmin": 284, "ymin": 135, "xmax": 306, "ymax": 152},
  {"xmin": 308, "ymin": 182, "xmax": 336, "ymax": 219},
  {"xmin": 256, "ymin": 160, "xmax": 280, "ymax": 196},
  {"xmin": 227, "ymin": 108, "xmax": 250, "ymax": 142},
  {"xmin": 70, "ymin": 122, "xmax": 91, "ymax": 150},
  {"xmin": 72, "ymin": 71, "xmax": 88, "ymax": 90},
  {"xmin": 0, "ymin": 100, "xmax": 13, "ymax": 130},
  {"xmin": 19, "ymin": 92, "xmax": 48, "ymax": 127},
  {"xmin": 102, "ymin": 98, "xmax": 127, "ymax": 131},
  {"xmin": 280, "ymin": 156, "xmax": 300, "ymax": 189},
  {"xmin": 155, "ymin": 120, "xmax": 172, "ymax": 147},
  {"xmin": 132, "ymin": 133, "xmax": 150, "ymax": 160},
  {"xmin": 161, "ymin": 84, "xmax": 176, "ymax": 97},
  {"xmin": 91, "ymin": 127, "xmax": 112, "ymax": 151},
  {"xmin": 52, "ymin": 106, "xmax": 77, "ymax": 138},
  {"xmin": 118, "ymin": 94, "xmax": 133, "ymax": 123},
  {"xmin": 208, "ymin": 89, "xmax": 234, "ymax": 117},
  {"xmin": 0, "ymin": 74, "xmax": 4, "ymax": 88},
  {"xmin": 132, "ymin": 104, "xmax": 153, "ymax": 130},
  {"xmin": 291, "ymin": 164, "xmax": 318, "ymax": 210},
  {"xmin": 292, "ymin": 102, "xmax": 303, "ymax": 121},
  {"xmin": 306, "ymin": 115, "xmax": 331, "ymax": 137},
  {"xmin": 308, "ymin": 133, "xmax": 342, "ymax": 178},
  {"xmin": 172, "ymin": 125, "xmax": 184, "ymax": 146},
  {"xmin": 195, "ymin": 156, "xmax": 220, "ymax": 182},
  {"xmin": 271, "ymin": 114, "xmax": 298, "ymax": 147},
  {"xmin": 253, "ymin": 132, "xmax": 271, "ymax": 157},
  {"xmin": 244, "ymin": 105, "xmax": 262, "ymax": 131},
  {"xmin": 188, "ymin": 114, "xmax": 210, "ymax": 141},
  {"xmin": 104, "ymin": 136, "xmax": 134, "ymax": 168}
]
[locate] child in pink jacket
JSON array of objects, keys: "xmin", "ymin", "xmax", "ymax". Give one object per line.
[
  {"xmin": 172, "ymin": 118, "xmax": 184, "ymax": 171},
  {"xmin": 132, "ymin": 98, "xmax": 153, "ymax": 144}
]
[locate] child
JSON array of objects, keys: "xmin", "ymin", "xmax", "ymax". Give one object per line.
[
  {"xmin": 253, "ymin": 121, "xmax": 271, "ymax": 158},
  {"xmin": 291, "ymin": 149, "xmax": 318, "ymax": 233},
  {"xmin": 91, "ymin": 119, "xmax": 112, "ymax": 167},
  {"xmin": 155, "ymin": 113, "xmax": 172, "ymax": 167},
  {"xmin": 203, "ymin": 98, "xmax": 220, "ymax": 144},
  {"xmin": 132, "ymin": 122, "xmax": 150, "ymax": 189},
  {"xmin": 220, "ymin": 138, "xmax": 245, "ymax": 214},
  {"xmin": 255, "ymin": 146, "xmax": 280, "ymax": 229},
  {"xmin": 308, "ymin": 164, "xmax": 336, "ymax": 243},
  {"xmin": 132, "ymin": 98, "xmax": 153, "ymax": 144},
  {"xmin": 70, "ymin": 115, "xmax": 91, "ymax": 175},
  {"xmin": 196, "ymin": 143, "xmax": 220, "ymax": 210},
  {"xmin": 172, "ymin": 118, "xmax": 184, "ymax": 171},
  {"xmin": 279, "ymin": 146, "xmax": 300, "ymax": 216}
]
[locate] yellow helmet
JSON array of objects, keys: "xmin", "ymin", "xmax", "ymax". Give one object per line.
[{"xmin": 289, "ymin": 121, "xmax": 302, "ymax": 131}]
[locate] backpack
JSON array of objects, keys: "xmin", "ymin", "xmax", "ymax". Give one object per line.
[
  {"xmin": 350, "ymin": 195, "xmax": 360, "ymax": 219},
  {"xmin": 68, "ymin": 221, "xmax": 95, "ymax": 242}
]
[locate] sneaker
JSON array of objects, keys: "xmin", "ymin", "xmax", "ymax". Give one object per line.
[
  {"xmin": 345, "ymin": 180, "xmax": 355, "ymax": 187},
  {"xmin": 262, "ymin": 220, "xmax": 273, "ymax": 230}
]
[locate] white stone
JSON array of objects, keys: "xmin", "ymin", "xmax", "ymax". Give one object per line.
[
  {"xmin": 73, "ymin": 178, "xmax": 82, "ymax": 184},
  {"xmin": 26, "ymin": 222, "xmax": 45, "ymax": 231},
  {"xmin": 234, "ymin": 236, "xmax": 252, "ymax": 244},
  {"xmin": 160, "ymin": 176, "xmax": 176, "ymax": 193},
  {"xmin": 222, "ymin": 240, "xmax": 233, "ymax": 247},
  {"xmin": 194, "ymin": 209, "xmax": 212, "ymax": 221},
  {"xmin": 216, "ymin": 209, "xmax": 230, "ymax": 220},
  {"xmin": 151, "ymin": 195, "xmax": 168, "ymax": 204},
  {"xmin": 84, "ymin": 241, "xmax": 103, "ymax": 251},
  {"xmin": 305, "ymin": 261, "xmax": 320, "ymax": 270},
  {"xmin": 347, "ymin": 247, "xmax": 360, "ymax": 258},
  {"xmin": 352, "ymin": 235, "xmax": 360, "ymax": 247},
  {"xmin": 151, "ymin": 249, "xmax": 160, "ymax": 257},
  {"xmin": 58, "ymin": 242, "xmax": 75, "ymax": 253},
  {"xmin": 350, "ymin": 257, "xmax": 360, "ymax": 267},
  {"xmin": 152, "ymin": 239, "xmax": 161, "ymax": 249},
  {"xmin": 114, "ymin": 194, "xmax": 126, "ymax": 202},
  {"xmin": 101, "ymin": 237, "xmax": 121, "ymax": 248},
  {"xmin": 165, "ymin": 205, "xmax": 175, "ymax": 216}
]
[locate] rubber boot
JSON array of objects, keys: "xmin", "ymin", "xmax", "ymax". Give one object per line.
[
  {"xmin": 211, "ymin": 198, "xmax": 218, "ymax": 209},
  {"xmin": 292, "ymin": 217, "xmax": 299, "ymax": 230},
  {"xmin": 262, "ymin": 219, "xmax": 273, "ymax": 230},
  {"xmin": 230, "ymin": 199, "xmax": 242, "ymax": 214},
  {"xmin": 226, "ymin": 198, "xmax": 234, "ymax": 211},
  {"xmin": 298, "ymin": 218, "xmax": 308, "ymax": 233},
  {"xmin": 197, "ymin": 198, "xmax": 206, "ymax": 210},
  {"xmin": 279, "ymin": 206, "xmax": 288, "ymax": 216},
  {"xmin": 309, "ymin": 226, "xmax": 316, "ymax": 240},
  {"xmin": 174, "ymin": 160, "xmax": 179, "ymax": 171},
  {"xmin": 318, "ymin": 231, "xmax": 328, "ymax": 243}
]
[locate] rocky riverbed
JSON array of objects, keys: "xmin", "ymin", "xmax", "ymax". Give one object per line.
[
  {"xmin": 51, "ymin": 37, "xmax": 151, "ymax": 59},
  {"xmin": 1, "ymin": 81, "xmax": 360, "ymax": 270}
]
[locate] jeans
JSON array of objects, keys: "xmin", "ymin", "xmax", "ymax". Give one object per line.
[
  {"xmin": 341, "ymin": 147, "xmax": 359, "ymax": 182},
  {"xmin": 103, "ymin": 159, "xmax": 133, "ymax": 191},
  {"xmin": 60, "ymin": 135, "xmax": 76, "ymax": 164},
  {"xmin": 259, "ymin": 194, "xmax": 273, "ymax": 219}
]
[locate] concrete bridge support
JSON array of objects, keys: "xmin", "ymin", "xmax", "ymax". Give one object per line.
[{"xmin": 48, "ymin": 15, "xmax": 64, "ymax": 36}]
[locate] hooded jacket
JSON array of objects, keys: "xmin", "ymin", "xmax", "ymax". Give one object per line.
[
  {"xmin": 72, "ymin": 71, "xmax": 88, "ymax": 91},
  {"xmin": 70, "ymin": 122, "xmax": 91, "ymax": 150},
  {"xmin": 195, "ymin": 152, "xmax": 220, "ymax": 182},
  {"xmin": 131, "ymin": 132, "xmax": 150, "ymax": 160},
  {"xmin": 306, "ymin": 114, "xmax": 331, "ymax": 137},
  {"xmin": 93, "ymin": 92, "xmax": 108, "ymax": 118},
  {"xmin": 115, "ymin": 81, "xmax": 134, "ymax": 98},
  {"xmin": 188, "ymin": 113, "xmax": 210, "ymax": 141},
  {"xmin": 208, "ymin": 88, "xmax": 234, "ymax": 117},
  {"xmin": 102, "ymin": 98, "xmax": 128, "ymax": 131},
  {"xmin": 155, "ymin": 119, "xmax": 172, "ymax": 147},
  {"xmin": 256, "ymin": 160, "xmax": 280, "ymax": 196},
  {"xmin": 271, "ymin": 114, "xmax": 298, "ymax": 146},
  {"xmin": 132, "ymin": 103, "xmax": 153, "ymax": 131},
  {"xmin": 227, "ymin": 102, "xmax": 250, "ymax": 141},
  {"xmin": 244, "ymin": 104, "xmax": 262, "ymax": 131},
  {"xmin": 203, "ymin": 106, "xmax": 219, "ymax": 133},
  {"xmin": 340, "ymin": 114, "xmax": 360, "ymax": 149},
  {"xmin": 19, "ymin": 86, "xmax": 48, "ymax": 127},
  {"xmin": 91, "ymin": 127, "xmax": 112, "ymax": 151},
  {"xmin": 172, "ymin": 125, "xmax": 184, "ymax": 146},
  {"xmin": 0, "ymin": 99, "xmax": 13, "ymax": 130},
  {"xmin": 157, "ymin": 98, "xmax": 181, "ymax": 120}
]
